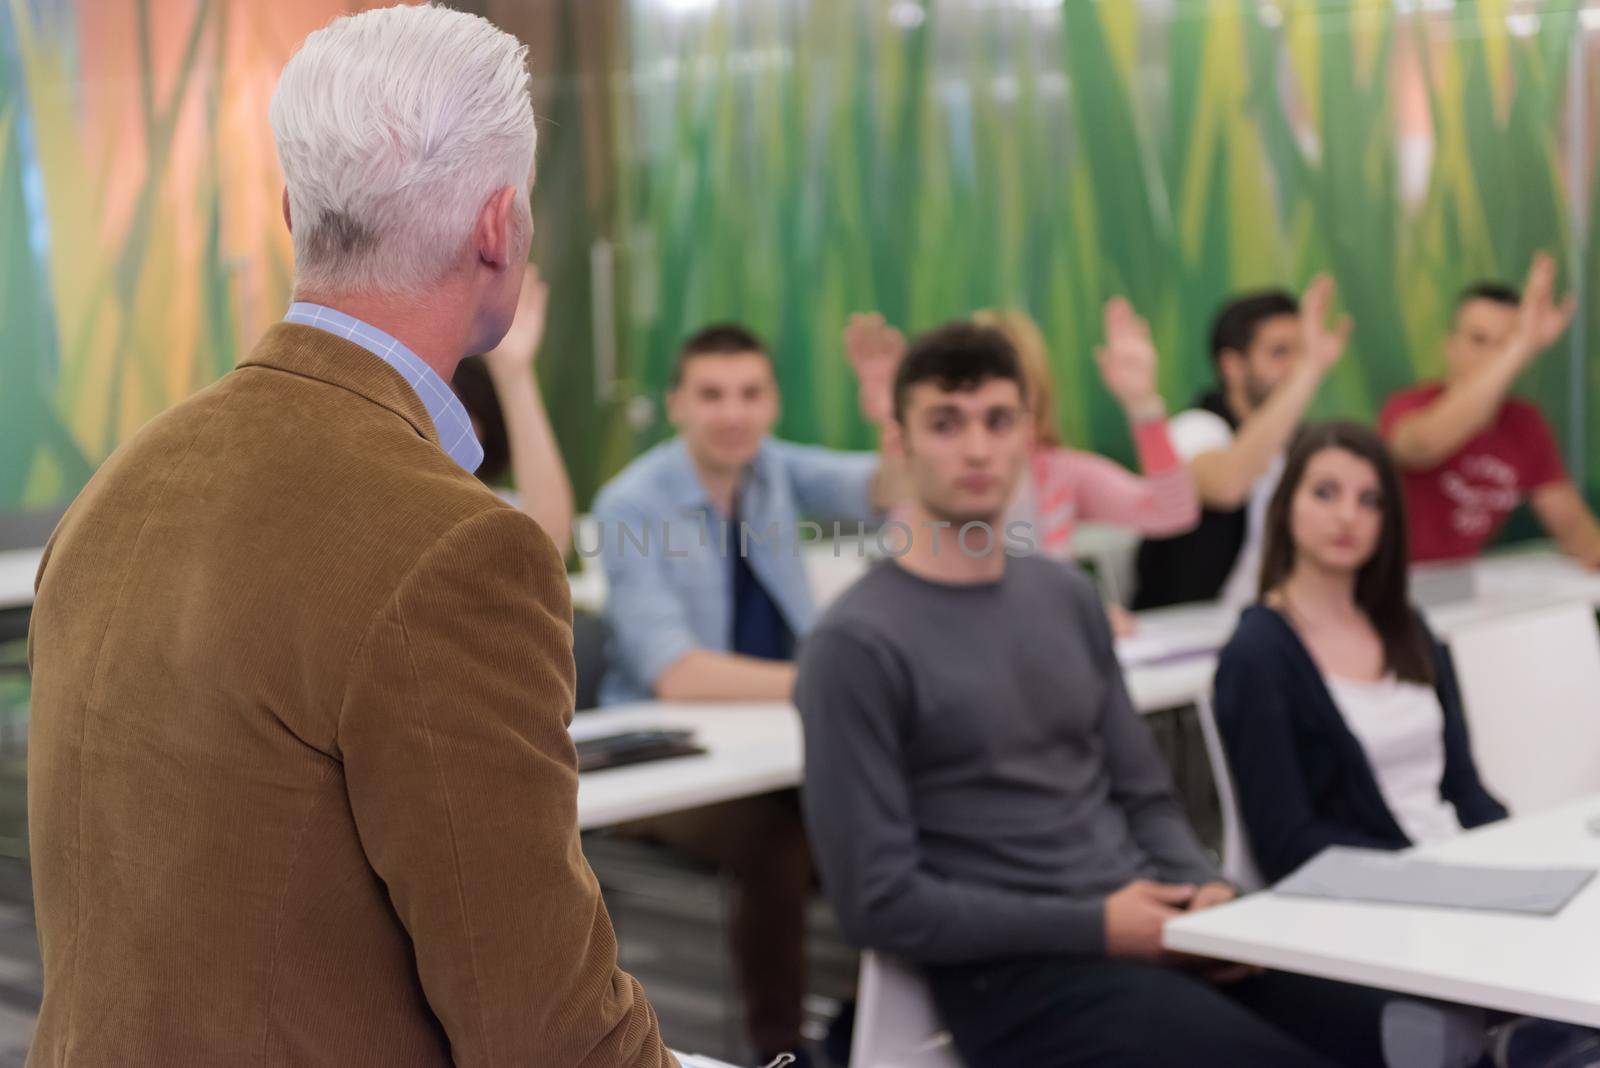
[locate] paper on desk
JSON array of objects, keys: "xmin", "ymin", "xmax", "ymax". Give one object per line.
[
  {"xmin": 1274, "ymin": 847, "xmax": 1596, "ymax": 916},
  {"xmin": 1114, "ymin": 632, "xmax": 1221, "ymax": 667},
  {"xmin": 672, "ymin": 1054, "xmax": 739, "ymax": 1067}
]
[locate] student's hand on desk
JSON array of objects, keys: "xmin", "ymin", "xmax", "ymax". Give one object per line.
[
  {"xmin": 1510, "ymin": 251, "xmax": 1577, "ymax": 360},
  {"xmin": 843, "ymin": 312, "xmax": 906, "ymax": 427},
  {"xmin": 1177, "ymin": 883, "xmax": 1263, "ymax": 984},
  {"xmin": 1188, "ymin": 882, "xmax": 1236, "ymax": 912},
  {"xmin": 486, "ymin": 266, "xmax": 550, "ymax": 377},
  {"xmin": 1105, "ymin": 879, "xmax": 1194, "ymax": 960}
]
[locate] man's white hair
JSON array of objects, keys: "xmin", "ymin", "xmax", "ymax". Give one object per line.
[{"xmin": 270, "ymin": 4, "xmax": 535, "ymax": 296}]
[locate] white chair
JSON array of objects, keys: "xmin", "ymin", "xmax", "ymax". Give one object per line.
[
  {"xmin": 850, "ymin": 951, "xmax": 964, "ymax": 1068},
  {"xmin": 1192, "ymin": 693, "xmax": 1265, "ymax": 893},
  {"xmin": 1445, "ymin": 600, "xmax": 1600, "ymax": 815},
  {"xmin": 1069, "ymin": 521, "xmax": 1140, "ymax": 606}
]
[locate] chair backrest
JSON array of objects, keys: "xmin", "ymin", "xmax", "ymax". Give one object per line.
[
  {"xmin": 572, "ymin": 607, "xmax": 608, "ymax": 712},
  {"xmin": 1070, "ymin": 522, "xmax": 1140, "ymax": 606},
  {"xmin": 1192, "ymin": 693, "xmax": 1265, "ymax": 892},
  {"xmin": 1446, "ymin": 600, "xmax": 1600, "ymax": 815},
  {"xmin": 850, "ymin": 951, "xmax": 965, "ymax": 1068}
]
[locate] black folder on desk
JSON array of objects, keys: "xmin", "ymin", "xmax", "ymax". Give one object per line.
[{"xmin": 575, "ymin": 728, "xmax": 705, "ymax": 773}]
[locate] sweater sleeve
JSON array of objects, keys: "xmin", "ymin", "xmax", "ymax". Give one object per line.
[
  {"xmin": 1039, "ymin": 439, "xmax": 1199, "ymax": 540},
  {"xmin": 796, "ymin": 624, "xmax": 1111, "ymax": 964},
  {"xmin": 1433, "ymin": 640, "xmax": 1510, "ymax": 828},
  {"xmin": 1213, "ymin": 624, "xmax": 1398, "ymax": 883},
  {"xmin": 1070, "ymin": 580, "xmax": 1219, "ymax": 885}
]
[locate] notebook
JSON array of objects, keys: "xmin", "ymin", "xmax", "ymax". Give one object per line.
[
  {"xmin": 1274, "ymin": 847, "xmax": 1596, "ymax": 916},
  {"xmin": 573, "ymin": 728, "xmax": 705, "ymax": 773}
]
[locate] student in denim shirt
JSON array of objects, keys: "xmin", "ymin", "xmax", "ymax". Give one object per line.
[{"xmin": 591, "ymin": 321, "xmax": 898, "ymax": 1066}]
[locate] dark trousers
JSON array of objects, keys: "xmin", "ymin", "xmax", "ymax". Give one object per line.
[
  {"xmin": 622, "ymin": 791, "xmax": 811, "ymax": 1055},
  {"xmin": 925, "ymin": 957, "xmax": 1393, "ymax": 1068}
]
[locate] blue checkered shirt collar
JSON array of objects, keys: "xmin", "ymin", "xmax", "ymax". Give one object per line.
[{"xmin": 283, "ymin": 302, "xmax": 484, "ymax": 474}]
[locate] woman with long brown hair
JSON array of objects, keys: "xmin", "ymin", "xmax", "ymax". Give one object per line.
[{"xmin": 1212, "ymin": 420, "xmax": 1505, "ymax": 884}]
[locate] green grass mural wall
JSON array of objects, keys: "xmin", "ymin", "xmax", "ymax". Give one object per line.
[
  {"xmin": 2, "ymin": 0, "xmax": 1596, "ymax": 526},
  {"xmin": 614, "ymin": 0, "xmax": 1597, "ymax": 503}
]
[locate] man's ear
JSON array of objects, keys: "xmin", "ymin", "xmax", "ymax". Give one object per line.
[
  {"xmin": 474, "ymin": 186, "xmax": 519, "ymax": 270},
  {"xmin": 281, "ymin": 188, "xmax": 292, "ymax": 234}
]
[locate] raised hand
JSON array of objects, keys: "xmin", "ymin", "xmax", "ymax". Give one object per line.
[
  {"xmin": 1096, "ymin": 297, "xmax": 1162, "ymax": 420},
  {"xmin": 1512, "ymin": 252, "xmax": 1577, "ymax": 357},
  {"xmin": 1299, "ymin": 274, "xmax": 1352, "ymax": 374},
  {"xmin": 843, "ymin": 311, "xmax": 907, "ymax": 426},
  {"xmin": 486, "ymin": 264, "xmax": 550, "ymax": 377}
]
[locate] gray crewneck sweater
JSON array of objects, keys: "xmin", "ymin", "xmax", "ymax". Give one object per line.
[{"xmin": 795, "ymin": 555, "xmax": 1219, "ymax": 965}]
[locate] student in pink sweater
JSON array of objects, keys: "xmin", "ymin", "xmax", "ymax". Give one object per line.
[{"xmin": 974, "ymin": 302, "xmax": 1200, "ymax": 559}]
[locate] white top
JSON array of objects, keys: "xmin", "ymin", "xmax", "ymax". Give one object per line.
[
  {"xmin": 1167, "ymin": 408, "xmax": 1284, "ymax": 608},
  {"xmin": 1324, "ymin": 674, "xmax": 1461, "ymax": 845}
]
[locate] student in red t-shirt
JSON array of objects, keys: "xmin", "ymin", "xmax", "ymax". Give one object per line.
[{"xmin": 1380, "ymin": 253, "xmax": 1600, "ymax": 567}]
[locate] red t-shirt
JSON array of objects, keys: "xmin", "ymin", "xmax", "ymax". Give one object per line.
[{"xmin": 1380, "ymin": 384, "xmax": 1567, "ymax": 563}]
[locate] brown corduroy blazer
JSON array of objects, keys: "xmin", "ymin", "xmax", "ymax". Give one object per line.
[{"xmin": 25, "ymin": 324, "xmax": 675, "ymax": 1067}]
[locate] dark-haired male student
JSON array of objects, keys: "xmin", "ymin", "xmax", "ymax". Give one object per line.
[
  {"xmin": 1135, "ymin": 278, "xmax": 1350, "ymax": 608},
  {"xmin": 797, "ymin": 322, "xmax": 1396, "ymax": 1068},
  {"xmin": 1381, "ymin": 254, "xmax": 1600, "ymax": 567}
]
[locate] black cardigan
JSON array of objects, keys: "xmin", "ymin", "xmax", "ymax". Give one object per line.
[{"xmin": 1213, "ymin": 605, "xmax": 1508, "ymax": 884}]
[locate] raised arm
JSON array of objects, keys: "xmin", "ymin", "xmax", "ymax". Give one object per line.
[
  {"xmin": 1386, "ymin": 254, "xmax": 1575, "ymax": 472},
  {"xmin": 842, "ymin": 312, "xmax": 909, "ymax": 510},
  {"xmin": 484, "ymin": 266, "xmax": 576, "ymax": 557},
  {"xmin": 1063, "ymin": 298, "xmax": 1199, "ymax": 536},
  {"xmin": 1190, "ymin": 275, "xmax": 1349, "ymax": 509}
]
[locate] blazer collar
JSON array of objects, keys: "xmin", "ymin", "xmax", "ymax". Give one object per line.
[{"xmin": 238, "ymin": 322, "xmax": 441, "ymax": 450}]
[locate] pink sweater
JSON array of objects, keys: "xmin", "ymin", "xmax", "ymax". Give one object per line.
[{"xmin": 1016, "ymin": 420, "xmax": 1200, "ymax": 559}]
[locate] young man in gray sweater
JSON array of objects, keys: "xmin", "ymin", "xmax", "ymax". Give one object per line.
[{"xmin": 795, "ymin": 322, "xmax": 1393, "ymax": 1067}]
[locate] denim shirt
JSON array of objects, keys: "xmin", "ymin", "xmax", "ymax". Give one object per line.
[{"xmin": 591, "ymin": 437, "xmax": 879, "ymax": 705}]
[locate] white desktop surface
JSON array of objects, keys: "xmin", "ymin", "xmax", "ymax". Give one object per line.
[
  {"xmin": 575, "ymin": 702, "xmax": 802, "ymax": 830},
  {"xmin": 1163, "ymin": 795, "xmax": 1600, "ymax": 1027},
  {"xmin": 0, "ymin": 548, "xmax": 42, "ymax": 612}
]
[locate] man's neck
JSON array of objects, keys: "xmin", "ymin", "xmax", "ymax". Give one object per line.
[
  {"xmin": 893, "ymin": 503, "xmax": 1009, "ymax": 585},
  {"xmin": 295, "ymin": 288, "xmax": 472, "ymax": 384},
  {"xmin": 690, "ymin": 457, "xmax": 743, "ymax": 517}
]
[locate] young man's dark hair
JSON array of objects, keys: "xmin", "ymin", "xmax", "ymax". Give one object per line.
[
  {"xmin": 670, "ymin": 322, "xmax": 772, "ymax": 388},
  {"xmin": 891, "ymin": 322, "xmax": 1028, "ymax": 424},
  {"xmin": 1209, "ymin": 290, "xmax": 1299, "ymax": 363},
  {"xmin": 1455, "ymin": 281, "xmax": 1520, "ymax": 310}
]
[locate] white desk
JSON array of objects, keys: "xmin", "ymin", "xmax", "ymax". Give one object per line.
[
  {"xmin": 1117, "ymin": 602, "xmax": 1240, "ymax": 712},
  {"xmin": 0, "ymin": 549, "xmax": 42, "ymax": 612},
  {"xmin": 1163, "ymin": 796, "xmax": 1600, "ymax": 1027},
  {"xmin": 1112, "ymin": 548, "xmax": 1600, "ymax": 713},
  {"xmin": 575, "ymin": 702, "xmax": 801, "ymax": 830}
]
